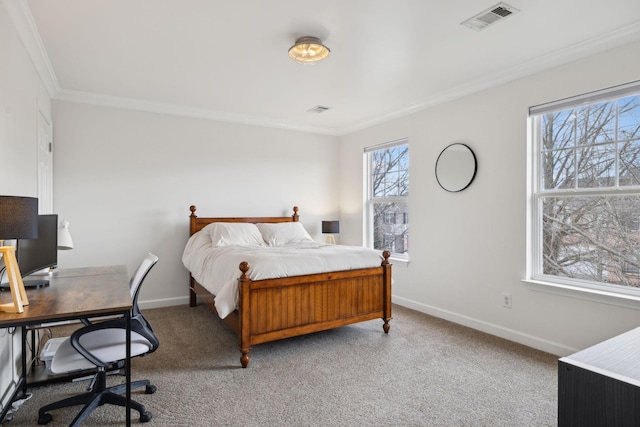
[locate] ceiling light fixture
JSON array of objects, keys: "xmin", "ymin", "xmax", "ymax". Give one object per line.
[{"xmin": 288, "ymin": 37, "xmax": 330, "ymax": 64}]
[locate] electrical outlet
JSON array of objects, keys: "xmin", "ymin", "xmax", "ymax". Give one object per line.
[{"xmin": 502, "ymin": 293, "xmax": 512, "ymax": 308}]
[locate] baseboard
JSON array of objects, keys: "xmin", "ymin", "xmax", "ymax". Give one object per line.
[
  {"xmin": 138, "ymin": 296, "xmax": 190, "ymax": 310},
  {"xmin": 138, "ymin": 294, "xmax": 575, "ymax": 356},
  {"xmin": 392, "ymin": 295, "xmax": 575, "ymax": 357}
]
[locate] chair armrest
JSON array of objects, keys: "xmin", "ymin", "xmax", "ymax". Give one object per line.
[
  {"xmin": 69, "ymin": 314, "xmax": 158, "ymax": 367},
  {"xmin": 69, "ymin": 323, "xmax": 111, "ymax": 367}
]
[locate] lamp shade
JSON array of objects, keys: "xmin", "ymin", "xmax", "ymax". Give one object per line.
[
  {"xmin": 57, "ymin": 219, "xmax": 74, "ymax": 250},
  {"xmin": 322, "ymin": 221, "xmax": 340, "ymax": 234},
  {"xmin": 0, "ymin": 196, "xmax": 38, "ymax": 240}
]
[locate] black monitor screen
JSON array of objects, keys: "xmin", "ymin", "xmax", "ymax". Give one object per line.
[{"xmin": 17, "ymin": 214, "xmax": 58, "ymax": 278}]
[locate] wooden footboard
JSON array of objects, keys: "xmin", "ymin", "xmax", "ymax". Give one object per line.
[
  {"xmin": 187, "ymin": 205, "xmax": 392, "ymax": 367},
  {"xmin": 236, "ymin": 253, "xmax": 391, "ymax": 367}
]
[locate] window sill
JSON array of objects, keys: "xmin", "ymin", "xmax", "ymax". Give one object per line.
[
  {"xmin": 522, "ymin": 278, "xmax": 640, "ymax": 310},
  {"xmin": 388, "ymin": 256, "xmax": 409, "ymax": 266}
]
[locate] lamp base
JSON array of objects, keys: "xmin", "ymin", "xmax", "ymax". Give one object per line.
[
  {"xmin": 325, "ymin": 235, "xmax": 336, "ymax": 245},
  {"xmin": 0, "ymin": 246, "xmax": 29, "ymax": 313}
]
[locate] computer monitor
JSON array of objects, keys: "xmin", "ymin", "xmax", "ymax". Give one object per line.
[{"xmin": 11, "ymin": 214, "xmax": 58, "ymax": 288}]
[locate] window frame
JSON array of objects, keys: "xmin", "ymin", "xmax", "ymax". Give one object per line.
[
  {"xmin": 527, "ymin": 80, "xmax": 640, "ymax": 303},
  {"xmin": 365, "ymin": 138, "xmax": 409, "ymax": 262}
]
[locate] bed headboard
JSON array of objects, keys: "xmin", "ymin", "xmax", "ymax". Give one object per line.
[{"xmin": 189, "ymin": 205, "xmax": 299, "ymax": 236}]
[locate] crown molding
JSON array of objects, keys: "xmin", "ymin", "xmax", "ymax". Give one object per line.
[
  {"xmin": 4, "ymin": 0, "xmax": 60, "ymax": 97},
  {"xmin": 338, "ymin": 21, "xmax": 640, "ymax": 135},
  {"xmin": 54, "ymin": 90, "xmax": 339, "ymax": 136},
  {"xmin": 9, "ymin": 0, "xmax": 640, "ymax": 137}
]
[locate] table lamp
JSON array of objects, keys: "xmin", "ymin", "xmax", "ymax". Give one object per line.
[
  {"xmin": 322, "ymin": 220, "xmax": 340, "ymax": 244},
  {"xmin": 0, "ymin": 196, "xmax": 38, "ymax": 313},
  {"xmin": 57, "ymin": 219, "xmax": 73, "ymax": 250}
]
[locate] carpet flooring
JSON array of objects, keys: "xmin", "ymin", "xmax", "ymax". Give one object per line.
[{"xmin": 5, "ymin": 304, "xmax": 558, "ymax": 426}]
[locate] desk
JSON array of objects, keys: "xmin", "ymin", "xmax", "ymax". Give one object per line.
[
  {"xmin": 558, "ymin": 326, "xmax": 640, "ymax": 426},
  {"xmin": 0, "ymin": 266, "xmax": 132, "ymax": 426}
]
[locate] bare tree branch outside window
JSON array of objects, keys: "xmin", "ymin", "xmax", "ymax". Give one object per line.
[{"xmin": 539, "ymin": 94, "xmax": 640, "ymax": 288}]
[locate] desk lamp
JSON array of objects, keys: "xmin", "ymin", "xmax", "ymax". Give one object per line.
[
  {"xmin": 57, "ymin": 219, "xmax": 73, "ymax": 250},
  {"xmin": 0, "ymin": 196, "xmax": 38, "ymax": 313},
  {"xmin": 322, "ymin": 220, "xmax": 339, "ymax": 244}
]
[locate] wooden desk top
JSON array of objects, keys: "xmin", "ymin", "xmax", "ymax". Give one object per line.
[{"xmin": 0, "ymin": 265, "xmax": 131, "ymax": 328}]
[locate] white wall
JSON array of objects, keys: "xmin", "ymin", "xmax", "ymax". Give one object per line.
[
  {"xmin": 5, "ymin": 1, "xmax": 639, "ymax": 387},
  {"xmin": 338, "ymin": 40, "xmax": 640, "ymax": 356},
  {"xmin": 0, "ymin": 10, "xmax": 50, "ymax": 194},
  {"xmin": 52, "ymin": 101, "xmax": 339, "ymax": 307},
  {"xmin": 0, "ymin": 1, "xmax": 52, "ymax": 414}
]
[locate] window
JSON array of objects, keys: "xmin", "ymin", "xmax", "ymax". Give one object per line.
[
  {"xmin": 365, "ymin": 139, "xmax": 409, "ymax": 259},
  {"xmin": 384, "ymin": 212, "xmax": 396, "ymax": 224},
  {"xmin": 529, "ymin": 81, "xmax": 640, "ymax": 295}
]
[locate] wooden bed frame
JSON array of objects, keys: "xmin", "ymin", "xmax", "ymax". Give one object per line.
[{"xmin": 188, "ymin": 205, "xmax": 392, "ymax": 368}]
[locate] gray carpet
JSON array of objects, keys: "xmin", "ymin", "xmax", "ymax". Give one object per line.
[{"xmin": 5, "ymin": 304, "xmax": 557, "ymax": 426}]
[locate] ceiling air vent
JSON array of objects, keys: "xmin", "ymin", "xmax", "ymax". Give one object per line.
[
  {"xmin": 307, "ymin": 105, "xmax": 331, "ymax": 114},
  {"xmin": 461, "ymin": 3, "xmax": 519, "ymax": 31}
]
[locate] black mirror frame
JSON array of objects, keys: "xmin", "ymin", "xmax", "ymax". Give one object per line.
[{"xmin": 435, "ymin": 143, "xmax": 478, "ymax": 192}]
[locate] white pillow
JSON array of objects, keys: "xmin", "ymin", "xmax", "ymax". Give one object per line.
[
  {"xmin": 204, "ymin": 222, "xmax": 265, "ymax": 247},
  {"xmin": 257, "ymin": 222, "xmax": 314, "ymax": 246}
]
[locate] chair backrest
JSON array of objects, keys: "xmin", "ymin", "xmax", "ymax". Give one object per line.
[
  {"xmin": 64, "ymin": 254, "xmax": 160, "ymax": 369},
  {"xmin": 130, "ymin": 253, "xmax": 158, "ymax": 319}
]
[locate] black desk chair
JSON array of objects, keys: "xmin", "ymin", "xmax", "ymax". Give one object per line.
[{"xmin": 38, "ymin": 253, "xmax": 160, "ymax": 426}]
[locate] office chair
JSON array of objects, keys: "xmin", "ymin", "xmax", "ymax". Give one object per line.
[{"xmin": 38, "ymin": 253, "xmax": 160, "ymax": 426}]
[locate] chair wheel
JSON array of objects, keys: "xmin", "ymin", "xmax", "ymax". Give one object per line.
[
  {"xmin": 38, "ymin": 413, "xmax": 53, "ymax": 425},
  {"xmin": 145, "ymin": 384, "xmax": 157, "ymax": 394},
  {"xmin": 140, "ymin": 411, "xmax": 153, "ymax": 422}
]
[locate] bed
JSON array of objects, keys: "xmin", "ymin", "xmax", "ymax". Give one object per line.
[{"xmin": 184, "ymin": 205, "xmax": 392, "ymax": 367}]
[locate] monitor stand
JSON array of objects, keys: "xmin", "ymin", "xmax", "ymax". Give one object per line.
[{"xmin": 0, "ymin": 279, "xmax": 50, "ymax": 290}]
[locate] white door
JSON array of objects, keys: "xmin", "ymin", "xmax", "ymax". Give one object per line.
[{"xmin": 37, "ymin": 108, "xmax": 53, "ymax": 214}]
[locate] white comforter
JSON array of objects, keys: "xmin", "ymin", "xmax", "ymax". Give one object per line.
[{"xmin": 182, "ymin": 231, "xmax": 385, "ymax": 318}]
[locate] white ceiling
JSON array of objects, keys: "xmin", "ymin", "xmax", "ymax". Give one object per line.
[{"xmin": 20, "ymin": 0, "xmax": 640, "ymax": 135}]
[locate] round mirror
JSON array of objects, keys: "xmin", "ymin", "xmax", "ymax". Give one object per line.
[{"xmin": 435, "ymin": 143, "xmax": 477, "ymax": 192}]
